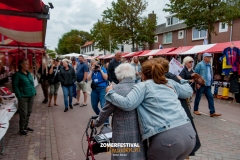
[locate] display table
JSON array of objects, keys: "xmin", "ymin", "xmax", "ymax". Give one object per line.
[{"xmin": 0, "ymin": 94, "xmax": 18, "ymax": 154}]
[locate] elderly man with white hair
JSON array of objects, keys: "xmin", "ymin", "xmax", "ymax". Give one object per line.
[{"xmin": 93, "ymin": 63, "xmax": 147, "ymax": 160}]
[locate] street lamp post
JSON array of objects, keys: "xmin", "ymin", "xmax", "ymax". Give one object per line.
[{"xmin": 75, "ymin": 44, "xmax": 81, "ymax": 54}]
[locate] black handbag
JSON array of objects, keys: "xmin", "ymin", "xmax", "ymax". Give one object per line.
[{"xmin": 91, "ymin": 81, "xmax": 108, "ymax": 90}]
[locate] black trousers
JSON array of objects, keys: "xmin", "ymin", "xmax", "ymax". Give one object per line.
[{"xmin": 179, "ymin": 99, "xmax": 201, "ymax": 154}]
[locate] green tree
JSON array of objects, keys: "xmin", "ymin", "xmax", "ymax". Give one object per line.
[
  {"xmin": 46, "ymin": 49, "xmax": 56, "ymax": 58},
  {"xmin": 164, "ymin": 0, "xmax": 240, "ymax": 44},
  {"xmin": 100, "ymin": 0, "xmax": 156, "ymax": 51},
  {"xmin": 90, "ymin": 20, "xmax": 118, "ymax": 54},
  {"xmin": 56, "ymin": 30, "xmax": 92, "ymax": 55}
]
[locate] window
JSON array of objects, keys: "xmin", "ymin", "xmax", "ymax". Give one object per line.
[
  {"xmin": 219, "ymin": 22, "xmax": 228, "ymax": 32},
  {"xmin": 92, "ymin": 45, "xmax": 94, "ymax": 51},
  {"xmin": 192, "ymin": 28, "xmax": 207, "ymax": 40},
  {"xmin": 121, "ymin": 45, "xmax": 124, "ymax": 52},
  {"xmin": 166, "ymin": 16, "xmax": 183, "ymax": 26},
  {"xmin": 163, "ymin": 32, "xmax": 172, "ymax": 44},
  {"xmin": 154, "ymin": 36, "xmax": 158, "ymax": 43},
  {"xmin": 89, "ymin": 46, "xmax": 91, "ymax": 52},
  {"xmin": 178, "ymin": 30, "xmax": 184, "ymax": 39}
]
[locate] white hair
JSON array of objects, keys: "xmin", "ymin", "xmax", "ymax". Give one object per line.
[
  {"xmin": 148, "ymin": 56, "xmax": 153, "ymax": 60},
  {"xmin": 115, "ymin": 63, "xmax": 135, "ymax": 81},
  {"xmin": 62, "ymin": 59, "xmax": 71, "ymax": 64},
  {"xmin": 182, "ymin": 56, "xmax": 194, "ymax": 65}
]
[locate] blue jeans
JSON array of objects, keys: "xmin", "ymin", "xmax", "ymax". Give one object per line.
[
  {"xmin": 62, "ymin": 85, "xmax": 73, "ymax": 108},
  {"xmin": 194, "ymin": 86, "xmax": 215, "ymax": 114},
  {"xmin": 91, "ymin": 86, "xmax": 109, "ymax": 124}
]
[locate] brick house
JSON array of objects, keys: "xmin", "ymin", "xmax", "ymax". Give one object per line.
[
  {"xmin": 148, "ymin": 14, "xmax": 240, "ymax": 50},
  {"xmin": 81, "ymin": 41, "xmax": 133, "ymax": 56}
]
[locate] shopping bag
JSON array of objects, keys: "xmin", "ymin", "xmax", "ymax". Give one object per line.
[
  {"xmin": 222, "ymin": 87, "xmax": 229, "ymax": 97},
  {"xmin": 218, "ymin": 86, "xmax": 223, "ymax": 96},
  {"xmin": 228, "ymin": 92, "xmax": 234, "ymax": 98},
  {"xmin": 211, "ymin": 84, "xmax": 215, "ymax": 94}
]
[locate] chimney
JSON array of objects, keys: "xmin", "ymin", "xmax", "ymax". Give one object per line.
[{"xmin": 148, "ymin": 10, "xmax": 156, "ymax": 24}]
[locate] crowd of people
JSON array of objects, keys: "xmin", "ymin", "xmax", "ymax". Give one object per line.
[{"xmin": 11, "ymin": 51, "xmax": 222, "ymax": 159}]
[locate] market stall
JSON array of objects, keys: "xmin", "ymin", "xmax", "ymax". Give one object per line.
[{"xmin": 0, "ymin": 94, "xmax": 18, "ymax": 154}]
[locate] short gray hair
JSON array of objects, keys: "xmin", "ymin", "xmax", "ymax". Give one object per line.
[
  {"xmin": 115, "ymin": 63, "xmax": 135, "ymax": 81},
  {"xmin": 182, "ymin": 56, "xmax": 194, "ymax": 65},
  {"xmin": 62, "ymin": 59, "xmax": 71, "ymax": 64}
]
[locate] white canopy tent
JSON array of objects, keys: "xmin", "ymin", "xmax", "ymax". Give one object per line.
[
  {"xmin": 61, "ymin": 53, "xmax": 89, "ymax": 58},
  {"xmin": 179, "ymin": 44, "xmax": 216, "ymax": 55}
]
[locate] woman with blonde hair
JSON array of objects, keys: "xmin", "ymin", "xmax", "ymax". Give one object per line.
[
  {"xmin": 105, "ymin": 59, "xmax": 195, "ymax": 160},
  {"xmin": 180, "ymin": 56, "xmax": 195, "ymax": 91}
]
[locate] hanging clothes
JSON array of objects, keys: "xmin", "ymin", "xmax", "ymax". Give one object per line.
[
  {"xmin": 221, "ymin": 56, "xmax": 233, "ymax": 76},
  {"xmin": 220, "ymin": 47, "xmax": 240, "ymax": 72}
]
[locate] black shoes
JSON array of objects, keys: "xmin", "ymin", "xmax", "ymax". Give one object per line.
[
  {"xmin": 69, "ymin": 105, "xmax": 73, "ymax": 109},
  {"xmin": 19, "ymin": 130, "xmax": 28, "ymax": 136},
  {"xmin": 42, "ymin": 99, "xmax": 48, "ymax": 104},
  {"xmin": 189, "ymin": 152, "xmax": 195, "ymax": 156},
  {"xmin": 25, "ymin": 127, "xmax": 34, "ymax": 132},
  {"xmin": 64, "ymin": 108, "xmax": 68, "ymax": 112}
]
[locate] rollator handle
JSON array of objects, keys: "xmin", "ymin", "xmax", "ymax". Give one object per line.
[{"xmin": 91, "ymin": 116, "xmax": 98, "ymax": 119}]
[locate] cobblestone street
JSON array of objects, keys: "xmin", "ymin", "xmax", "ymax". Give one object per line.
[{"xmin": 0, "ymin": 85, "xmax": 240, "ymax": 160}]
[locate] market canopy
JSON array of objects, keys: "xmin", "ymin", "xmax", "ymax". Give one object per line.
[
  {"xmin": 198, "ymin": 41, "xmax": 240, "ymax": 54},
  {"xmin": 180, "ymin": 44, "xmax": 216, "ymax": 55},
  {"xmin": 165, "ymin": 46, "xmax": 193, "ymax": 55},
  {"xmin": 137, "ymin": 50, "xmax": 151, "ymax": 57},
  {"xmin": 103, "ymin": 54, "xmax": 115, "ymax": 59},
  {"xmin": 61, "ymin": 53, "xmax": 89, "ymax": 58},
  {"xmin": 0, "ymin": 0, "xmax": 51, "ymax": 48},
  {"xmin": 123, "ymin": 51, "xmax": 143, "ymax": 58},
  {"xmin": 140, "ymin": 48, "xmax": 176, "ymax": 56}
]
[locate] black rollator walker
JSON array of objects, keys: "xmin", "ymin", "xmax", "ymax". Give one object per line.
[{"xmin": 84, "ymin": 116, "xmax": 112, "ymax": 160}]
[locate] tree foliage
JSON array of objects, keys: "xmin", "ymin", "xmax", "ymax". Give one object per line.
[
  {"xmin": 164, "ymin": 0, "xmax": 240, "ymax": 44},
  {"xmin": 56, "ymin": 30, "xmax": 92, "ymax": 55},
  {"xmin": 90, "ymin": 20, "xmax": 118, "ymax": 53},
  {"xmin": 92, "ymin": 0, "xmax": 156, "ymax": 52}
]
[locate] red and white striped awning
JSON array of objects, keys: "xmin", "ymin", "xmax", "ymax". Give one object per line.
[
  {"xmin": 122, "ymin": 51, "xmax": 143, "ymax": 58},
  {"xmin": 137, "ymin": 50, "xmax": 151, "ymax": 57},
  {"xmin": 165, "ymin": 46, "xmax": 193, "ymax": 55},
  {"xmin": 0, "ymin": 0, "xmax": 48, "ymax": 48},
  {"xmin": 179, "ymin": 44, "xmax": 216, "ymax": 55},
  {"xmin": 198, "ymin": 41, "xmax": 240, "ymax": 54},
  {"xmin": 103, "ymin": 54, "xmax": 115, "ymax": 59}
]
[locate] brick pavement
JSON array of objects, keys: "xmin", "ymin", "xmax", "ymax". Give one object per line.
[
  {"xmin": 0, "ymin": 86, "xmax": 58, "ymax": 160},
  {"xmin": 1, "ymin": 86, "xmax": 240, "ymax": 159},
  {"xmin": 190, "ymin": 113, "xmax": 240, "ymax": 160}
]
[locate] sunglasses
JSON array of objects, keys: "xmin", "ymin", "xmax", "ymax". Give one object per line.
[{"xmin": 189, "ymin": 61, "xmax": 194, "ymax": 63}]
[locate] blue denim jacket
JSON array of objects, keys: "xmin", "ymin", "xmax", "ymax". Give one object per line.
[
  {"xmin": 105, "ymin": 79, "xmax": 193, "ymax": 141},
  {"xmin": 131, "ymin": 63, "xmax": 142, "ymax": 80},
  {"xmin": 194, "ymin": 61, "xmax": 213, "ymax": 86}
]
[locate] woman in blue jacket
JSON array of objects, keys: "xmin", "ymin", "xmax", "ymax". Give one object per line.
[
  {"xmin": 105, "ymin": 59, "xmax": 195, "ymax": 160},
  {"xmin": 87, "ymin": 61, "xmax": 109, "ymax": 124}
]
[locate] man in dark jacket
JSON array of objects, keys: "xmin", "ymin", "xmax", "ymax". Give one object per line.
[{"xmin": 107, "ymin": 52, "xmax": 122, "ymax": 84}]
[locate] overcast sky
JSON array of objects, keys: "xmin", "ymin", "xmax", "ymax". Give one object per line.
[{"xmin": 43, "ymin": 0, "xmax": 170, "ymax": 50}]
